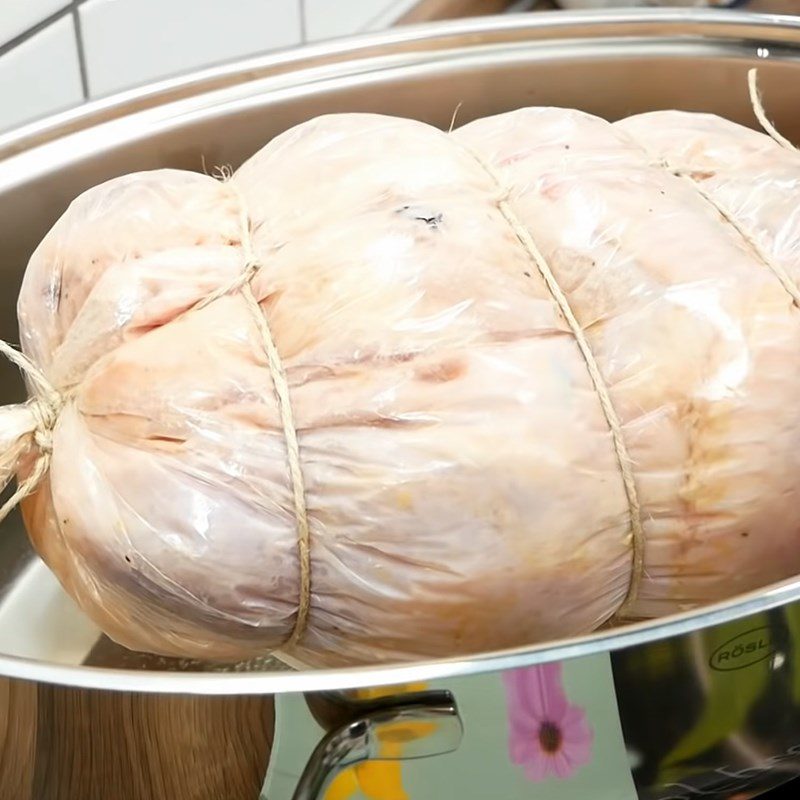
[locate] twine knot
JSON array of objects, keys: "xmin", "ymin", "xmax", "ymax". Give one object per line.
[
  {"xmin": 495, "ymin": 186, "xmax": 512, "ymax": 205},
  {"xmin": 0, "ymin": 342, "xmax": 64, "ymax": 524},
  {"xmin": 31, "ymin": 392, "xmax": 63, "ymax": 454}
]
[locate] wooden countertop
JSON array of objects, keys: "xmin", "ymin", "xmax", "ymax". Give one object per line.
[{"xmin": 0, "ymin": 678, "xmax": 275, "ymax": 800}]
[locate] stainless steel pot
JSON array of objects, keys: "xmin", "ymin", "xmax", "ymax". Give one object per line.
[{"xmin": 3, "ymin": 8, "xmax": 800, "ymax": 800}]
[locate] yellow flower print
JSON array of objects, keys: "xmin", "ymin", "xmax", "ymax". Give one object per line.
[
  {"xmin": 323, "ymin": 683, "xmax": 431, "ymax": 800},
  {"xmin": 325, "ymin": 760, "xmax": 407, "ymax": 800}
]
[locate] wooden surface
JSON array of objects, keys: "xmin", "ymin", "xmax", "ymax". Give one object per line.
[{"xmin": 0, "ymin": 677, "xmax": 274, "ymax": 800}]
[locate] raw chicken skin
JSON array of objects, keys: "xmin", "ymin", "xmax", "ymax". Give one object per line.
[{"xmin": 10, "ymin": 108, "xmax": 800, "ymax": 667}]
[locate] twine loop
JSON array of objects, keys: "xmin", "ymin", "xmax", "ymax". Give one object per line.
[
  {"xmin": 201, "ymin": 175, "xmax": 312, "ymax": 651},
  {"xmin": 31, "ymin": 398, "xmax": 60, "ymax": 454},
  {"xmin": 459, "ymin": 145, "xmax": 645, "ymax": 620}
]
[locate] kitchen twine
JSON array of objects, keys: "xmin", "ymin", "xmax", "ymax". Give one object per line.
[
  {"xmin": 665, "ymin": 70, "xmax": 800, "ymax": 308},
  {"xmin": 462, "ymin": 150, "xmax": 646, "ymax": 618},
  {"xmin": 460, "ymin": 66, "xmax": 800, "ymax": 620},
  {"xmin": 0, "ymin": 170, "xmax": 313, "ymax": 650},
  {"xmin": 198, "ymin": 171, "xmax": 312, "ymax": 650},
  {"xmin": 0, "ymin": 69, "xmax": 796, "ymax": 635}
]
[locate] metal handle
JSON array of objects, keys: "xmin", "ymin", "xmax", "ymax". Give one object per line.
[{"xmin": 291, "ymin": 690, "xmax": 463, "ymax": 800}]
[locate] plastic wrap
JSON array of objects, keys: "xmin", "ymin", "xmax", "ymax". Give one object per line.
[{"xmin": 6, "ymin": 107, "xmax": 800, "ymax": 668}]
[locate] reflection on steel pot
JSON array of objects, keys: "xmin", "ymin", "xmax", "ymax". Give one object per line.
[
  {"xmin": 612, "ymin": 608, "xmax": 800, "ymax": 799},
  {"xmin": 266, "ymin": 609, "xmax": 800, "ymax": 800}
]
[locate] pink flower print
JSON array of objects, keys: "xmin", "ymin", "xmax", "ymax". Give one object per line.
[{"xmin": 503, "ymin": 662, "xmax": 593, "ymax": 782}]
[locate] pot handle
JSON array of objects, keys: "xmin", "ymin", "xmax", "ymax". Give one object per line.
[{"xmin": 291, "ymin": 689, "xmax": 463, "ymax": 800}]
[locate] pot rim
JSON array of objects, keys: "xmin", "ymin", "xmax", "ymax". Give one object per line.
[
  {"xmin": 2, "ymin": 7, "xmax": 800, "ymax": 160},
  {"xmin": 3, "ymin": 574, "xmax": 800, "ymax": 694}
]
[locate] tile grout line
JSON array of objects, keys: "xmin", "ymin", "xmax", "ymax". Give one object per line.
[
  {"xmin": 298, "ymin": 0, "xmax": 307, "ymax": 44},
  {"xmin": 0, "ymin": 4, "xmax": 75, "ymax": 59},
  {"xmin": 71, "ymin": 1, "xmax": 90, "ymax": 99}
]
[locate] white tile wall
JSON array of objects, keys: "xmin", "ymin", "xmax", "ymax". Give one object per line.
[
  {"xmin": 79, "ymin": 0, "xmax": 302, "ymax": 97},
  {"xmin": 0, "ymin": 0, "xmax": 69, "ymax": 47},
  {"xmin": 0, "ymin": 15, "xmax": 83, "ymax": 132},
  {"xmin": 0, "ymin": 0, "xmax": 523, "ymax": 135}
]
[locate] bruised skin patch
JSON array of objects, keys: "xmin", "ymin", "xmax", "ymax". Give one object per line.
[{"xmin": 415, "ymin": 357, "xmax": 466, "ymax": 383}]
